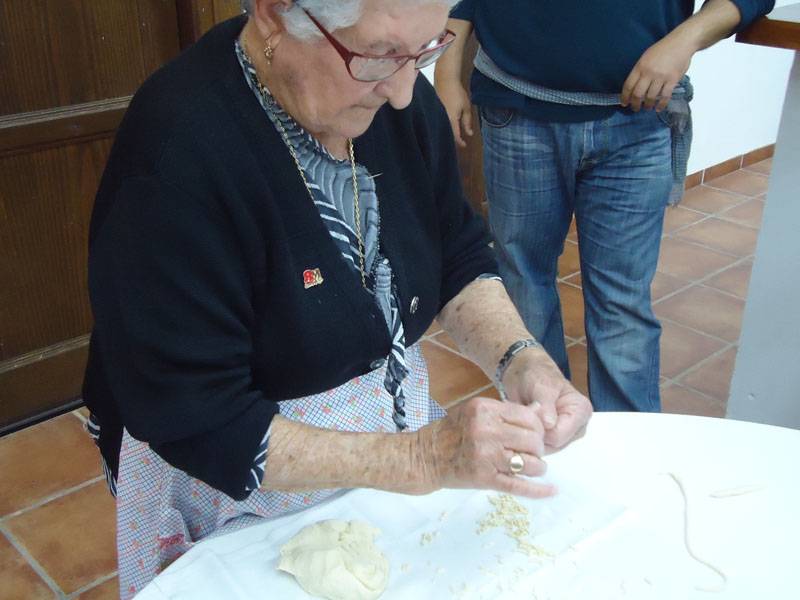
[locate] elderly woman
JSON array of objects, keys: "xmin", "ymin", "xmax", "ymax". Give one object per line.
[{"xmin": 82, "ymin": 0, "xmax": 592, "ymax": 596}]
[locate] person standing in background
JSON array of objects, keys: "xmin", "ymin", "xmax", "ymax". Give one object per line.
[{"xmin": 435, "ymin": 0, "xmax": 774, "ymax": 412}]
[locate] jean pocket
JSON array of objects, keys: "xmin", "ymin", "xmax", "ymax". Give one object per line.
[
  {"xmin": 656, "ymin": 108, "xmax": 672, "ymax": 129},
  {"xmin": 479, "ymin": 106, "xmax": 515, "ymax": 128}
]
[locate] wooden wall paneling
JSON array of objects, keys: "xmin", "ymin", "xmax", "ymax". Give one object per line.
[
  {"xmin": 0, "ymin": 0, "xmax": 180, "ymax": 116},
  {"xmin": 176, "ymin": 0, "xmax": 242, "ymax": 48},
  {"xmin": 0, "ymin": 341, "xmax": 88, "ymax": 436},
  {"xmin": 0, "ymin": 97, "xmax": 130, "ymax": 157},
  {"xmin": 0, "ymin": 0, "xmax": 182, "ymax": 433},
  {"xmin": 0, "ymin": 138, "xmax": 111, "ymax": 358},
  {"xmin": 454, "ymin": 33, "xmax": 486, "ymax": 217}
]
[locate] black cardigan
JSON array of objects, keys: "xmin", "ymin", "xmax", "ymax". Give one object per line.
[{"xmin": 82, "ymin": 16, "xmax": 497, "ymax": 500}]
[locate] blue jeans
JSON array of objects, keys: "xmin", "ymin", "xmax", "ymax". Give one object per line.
[{"xmin": 480, "ymin": 107, "xmax": 672, "ymax": 412}]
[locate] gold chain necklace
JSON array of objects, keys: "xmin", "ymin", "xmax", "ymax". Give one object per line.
[{"xmin": 245, "ymin": 60, "xmax": 368, "ymax": 290}]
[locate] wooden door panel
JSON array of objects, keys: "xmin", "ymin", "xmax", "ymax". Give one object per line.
[
  {"xmin": 0, "ymin": 1, "xmax": 182, "ymax": 434},
  {"xmin": 0, "ymin": 0, "xmax": 180, "ymax": 116},
  {"xmin": 0, "ymin": 343, "xmax": 88, "ymax": 433},
  {"xmin": 177, "ymin": 0, "xmax": 241, "ymax": 48},
  {"xmin": 0, "ymin": 138, "xmax": 111, "ymax": 359}
]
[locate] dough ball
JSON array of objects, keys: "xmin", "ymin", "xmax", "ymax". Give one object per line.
[{"xmin": 278, "ymin": 519, "xmax": 389, "ymax": 600}]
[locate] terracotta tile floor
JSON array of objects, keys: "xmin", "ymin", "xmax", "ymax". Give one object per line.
[{"xmin": 0, "ymin": 160, "xmax": 770, "ymax": 599}]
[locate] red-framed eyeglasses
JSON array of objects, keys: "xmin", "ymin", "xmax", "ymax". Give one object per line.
[{"xmin": 303, "ymin": 9, "xmax": 456, "ymax": 83}]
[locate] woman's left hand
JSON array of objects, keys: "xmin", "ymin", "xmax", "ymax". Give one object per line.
[{"xmin": 500, "ymin": 347, "xmax": 593, "ymax": 453}]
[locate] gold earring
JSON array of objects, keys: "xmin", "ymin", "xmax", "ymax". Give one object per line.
[{"xmin": 264, "ymin": 41, "xmax": 274, "ymax": 65}]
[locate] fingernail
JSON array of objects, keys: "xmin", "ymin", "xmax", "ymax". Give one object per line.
[
  {"xmin": 531, "ymin": 400, "xmax": 542, "ymax": 411},
  {"xmin": 544, "ymin": 414, "xmax": 556, "ymax": 427}
]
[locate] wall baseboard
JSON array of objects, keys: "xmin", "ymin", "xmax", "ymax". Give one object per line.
[{"xmin": 686, "ymin": 144, "xmax": 774, "ymax": 190}]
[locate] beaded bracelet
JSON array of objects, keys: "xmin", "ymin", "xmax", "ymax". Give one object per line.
[{"xmin": 495, "ymin": 338, "xmax": 543, "ymax": 402}]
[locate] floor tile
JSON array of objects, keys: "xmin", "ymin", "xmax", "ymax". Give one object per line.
[
  {"xmin": 421, "ymin": 341, "xmax": 490, "ymax": 408},
  {"xmin": 566, "ymin": 218, "xmax": 578, "ymax": 242},
  {"xmin": 566, "ymin": 343, "xmax": 589, "ymax": 397},
  {"xmin": 659, "ymin": 319, "xmax": 726, "ymax": 379},
  {"xmin": 424, "ymin": 320, "xmax": 442, "ymax": 337},
  {"xmin": 718, "ymin": 198, "xmax": 764, "ymax": 229},
  {"xmin": 77, "ymin": 577, "xmax": 119, "ymax": 600},
  {"xmin": 680, "ymin": 186, "xmax": 744, "ymax": 214},
  {"xmin": 662, "ymin": 206, "xmax": 705, "ymax": 233},
  {"xmin": 558, "ymin": 241, "xmax": 581, "ymax": 279},
  {"xmin": 705, "ymin": 169, "xmax": 769, "ymax": 197},
  {"xmin": 656, "ymin": 238, "xmax": 737, "ymax": 281},
  {"xmin": 679, "ymin": 347, "xmax": 738, "ymax": 402},
  {"xmin": 651, "ymin": 271, "xmax": 688, "ymax": 302},
  {"xmin": 674, "ymin": 218, "xmax": 759, "ymax": 257},
  {"xmin": 465, "ymin": 386, "xmax": 501, "ymax": 404},
  {"xmin": 563, "ymin": 273, "xmax": 582, "ymax": 288},
  {"xmin": 661, "ymin": 384, "xmax": 726, "ymax": 418},
  {"xmin": 655, "ymin": 286, "xmax": 745, "ymax": 342},
  {"xmin": 431, "ymin": 331, "xmax": 459, "ymax": 353},
  {"xmin": 559, "ymin": 283, "xmax": 585, "ymax": 340},
  {"xmin": 6, "ymin": 482, "xmax": 117, "ymax": 596},
  {"xmin": 0, "ymin": 414, "xmax": 101, "ymax": 517},
  {"xmin": 743, "ymin": 157, "xmax": 772, "ymax": 175},
  {"xmin": 704, "ymin": 261, "xmax": 753, "ymax": 299},
  {"xmin": 0, "ymin": 534, "xmax": 54, "ymax": 600}
]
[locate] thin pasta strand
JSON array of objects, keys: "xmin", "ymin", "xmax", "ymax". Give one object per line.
[{"xmin": 667, "ymin": 472, "xmax": 727, "ymax": 593}]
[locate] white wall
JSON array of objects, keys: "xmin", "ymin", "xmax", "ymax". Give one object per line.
[
  {"xmin": 425, "ymin": 0, "xmax": 795, "ymax": 174},
  {"xmin": 686, "ymin": 0, "xmax": 794, "ymax": 173}
]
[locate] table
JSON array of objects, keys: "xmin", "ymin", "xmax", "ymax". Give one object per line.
[
  {"xmin": 727, "ymin": 4, "xmax": 800, "ymax": 428},
  {"xmin": 136, "ymin": 413, "xmax": 800, "ymax": 599}
]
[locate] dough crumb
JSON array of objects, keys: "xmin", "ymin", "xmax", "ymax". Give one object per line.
[
  {"xmin": 420, "ymin": 530, "xmax": 439, "ymax": 546},
  {"xmin": 476, "ymin": 494, "xmax": 553, "ymax": 558}
]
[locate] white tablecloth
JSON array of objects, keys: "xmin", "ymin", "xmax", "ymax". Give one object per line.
[{"xmin": 136, "ymin": 413, "xmax": 800, "ymax": 599}]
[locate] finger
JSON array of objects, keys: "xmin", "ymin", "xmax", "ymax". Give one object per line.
[
  {"xmin": 501, "ymin": 449, "xmax": 547, "ymax": 477},
  {"xmin": 545, "ymin": 423, "xmax": 587, "ymax": 454},
  {"xmin": 530, "ymin": 384, "xmax": 559, "ymax": 429},
  {"xmin": 500, "ymin": 423, "xmax": 546, "ymax": 458},
  {"xmin": 643, "ymin": 79, "xmax": 664, "ymax": 111},
  {"xmin": 493, "ymin": 473, "xmax": 557, "ymax": 500},
  {"xmin": 544, "ymin": 402, "xmax": 591, "ymax": 451},
  {"xmin": 461, "ymin": 106, "xmax": 474, "ymax": 137},
  {"xmin": 620, "ymin": 69, "xmax": 640, "ymax": 107},
  {"xmin": 496, "ymin": 402, "xmax": 545, "ymax": 436},
  {"xmin": 656, "ymin": 81, "xmax": 677, "ymax": 113},
  {"xmin": 629, "ymin": 76, "xmax": 652, "ymax": 112},
  {"xmin": 449, "ymin": 116, "xmax": 466, "ymax": 147}
]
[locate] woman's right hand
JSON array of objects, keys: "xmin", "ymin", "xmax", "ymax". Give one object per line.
[
  {"xmin": 434, "ymin": 79, "xmax": 474, "ymax": 148},
  {"xmin": 415, "ymin": 397, "xmax": 555, "ymax": 499}
]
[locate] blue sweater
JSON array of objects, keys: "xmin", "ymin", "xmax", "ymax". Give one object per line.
[{"xmin": 451, "ymin": 0, "xmax": 775, "ymax": 122}]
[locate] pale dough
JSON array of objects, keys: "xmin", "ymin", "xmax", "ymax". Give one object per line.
[{"xmin": 278, "ymin": 520, "xmax": 389, "ymax": 600}]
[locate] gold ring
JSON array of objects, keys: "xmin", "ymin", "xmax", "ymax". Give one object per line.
[{"xmin": 509, "ymin": 453, "xmax": 525, "ymax": 475}]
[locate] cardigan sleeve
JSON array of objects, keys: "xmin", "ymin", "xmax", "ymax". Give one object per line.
[
  {"xmin": 89, "ymin": 174, "xmax": 277, "ymax": 501},
  {"xmin": 450, "ymin": 0, "xmax": 475, "ymax": 20},
  {"xmin": 412, "ymin": 78, "xmax": 499, "ymax": 311},
  {"xmin": 724, "ymin": 0, "xmax": 775, "ymax": 32}
]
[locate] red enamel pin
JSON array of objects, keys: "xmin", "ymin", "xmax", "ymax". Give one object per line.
[{"xmin": 303, "ymin": 268, "xmax": 324, "ymax": 289}]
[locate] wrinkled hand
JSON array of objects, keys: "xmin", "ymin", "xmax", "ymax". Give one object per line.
[
  {"xmin": 434, "ymin": 78, "xmax": 474, "ymax": 147},
  {"xmin": 501, "ymin": 348, "xmax": 593, "ymax": 454},
  {"xmin": 415, "ymin": 397, "xmax": 556, "ymax": 499},
  {"xmin": 621, "ymin": 31, "xmax": 696, "ymax": 112}
]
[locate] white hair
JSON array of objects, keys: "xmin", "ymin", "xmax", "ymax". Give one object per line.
[{"xmin": 240, "ymin": 0, "xmax": 459, "ymax": 41}]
